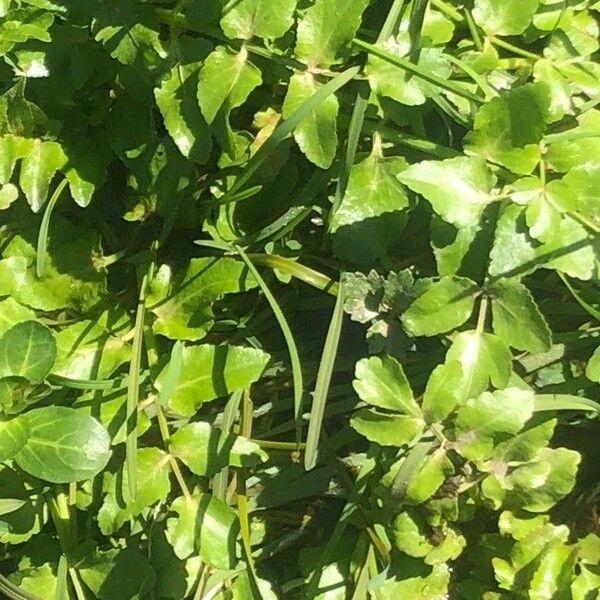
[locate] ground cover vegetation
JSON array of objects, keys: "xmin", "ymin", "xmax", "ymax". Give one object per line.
[{"xmin": 0, "ymin": 0, "xmax": 599, "ymax": 598}]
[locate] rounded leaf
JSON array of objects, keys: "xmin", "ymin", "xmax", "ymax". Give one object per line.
[
  {"xmin": 15, "ymin": 407, "xmax": 111, "ymax": 483},
  {"xmin": 0, "ymin": 321, "xmax": 57, "ymax": 384}
]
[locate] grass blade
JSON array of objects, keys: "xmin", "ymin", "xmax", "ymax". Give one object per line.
[
  {"xmin": 36, "ymin": 177, "xmax": 68, "ymax": 278},
  {"xmin": 305, "ymin": 450, "xmax": 378, "ymax": 597},
  {"xmin": 213, "ymin": 389, "xmax": 244, "ymax": 501},
  {"xmin": 0, "ymin": 575, "xmax": 42, "ymax": 600},
  {"xmin": 126, "ymin": 267, "xmax": 153, "ymax": 502},
  {"xmin": 47, "ymin": 373, "xmax": 135, "ymax": 391},
  {"xmin": 390, "ymin": 441, "xmax": 437, "ymax": 502},
  {"xmin": 235, "ymin": 244, "xmax": 304, "ymax": 447},
  {"xmin": 243, "ymin": 169, "xmax": 331, "ymax": 245},
  {"xmin": 408, "ymin": 0, "xmax": 429, "ymax": 63},
  {"xmin": 534, "ymin": 394, "xmax": 600, "ymax": 414},
  {"xmin": 558, "ymin": 273, "xmax": 600, "ymax": 321},
  {"xmin": 304, "ymin": 281, "xmax": 345, "ymax": 471},
  {"xmin": 55, "ymin": 555, "xmax": 69, "ymax": 600},
  {"xmin": 222, "ymin": 67, "xmax": 360, "ymax": 204},
  {"xmin": 331, "ymin": 82, "xmax": 369, "ymax": 219},
  {"xmin": 353, "ymin": 37, "xmax": 484, "ymax": 103},
  {"xmin": 247, "ymin": 253, "xmax": 339, "ymax": 295}
]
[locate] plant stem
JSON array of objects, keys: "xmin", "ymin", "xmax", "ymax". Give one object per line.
[
  {"xmin": 476, "ymin": 295, "xmax": 489, "ymax": 333},
  {"xmin": 489, "ymin": 36, "xmax": 539, "ymax": 60}
]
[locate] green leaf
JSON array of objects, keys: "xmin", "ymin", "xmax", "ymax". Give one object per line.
[
  {"xmin": 0, "ymin": 415, "xmax": 28, "ymax": 461},
  {"xmin": 0, "ymin": 183, "xmax": 18, "ymax": 209},
  {"xmin": 79, "ymin": 548, "xmax": 157, "ymax": 600},
  {"xmin": 392, "ymin": 510, "xmax": 434, "ymax": 558},
  {"xmin": 455, "ymin": 388, "xmax": 535, "ymax": 461},
  {"xmin": 169, "ymin": 421, "xmax": 267, "ymax": 476},
  {"xmin": 492, "ymin": 418, "xmax": 556, "ymax": 464},
  {"xmin": 149, "ymin": 257, "xmax": 258, "ymax": 341},
  {"xmin": 350, "ymin": 408, "xmax": 424, "ymax": 447},
  {"xmin": 197, "ymin": 45, "xmax": 262, "ymax": 125},
  {"xmin": 0, "ymin": 298, "xmax": 35, "ymax": 337},
  {"xmin": 330, "ymin": 138, "xmax": 409, "ymax": 262},
  {"xmin": 446, "ymin": 330, "xmax": 512, "ymax": 401},
  {"xmin": 509, "ymin": 177, "xmax": 578, "ymax": 244},
  {"xmin": 401, "ymin": 276, "xmax": 478, "ymax": 337},
  {"xmin": 503, "ymin": 447, "xmax": 581, "ymax": 512},
  {"xmin": 352, "ymin": 355, "xmax": 420, "ymax": 415},
  {"xmin": 15, "ymin": 407, "xmax": 111, "ymax": 483},
  {"xmin": 398, "ymin": 156, "xmax": 495, "ymax": 228},
  {"xmin": 489, "ymin": 204, "xmax": 595, "ymax": 281},
  {"xmin": 51, "ymin": 314, "xmax": 130, "ymax": 381},
  {"xmin": 294, "ymin": 0, "xmax": 368, "ymax": 68},
  {"xmin": 155, "ymin": 344, "xmax": 270, "ymax": 416},
  {"xmin": 92, "ymin": 0, "xmax": 165, "ymax": 66},
  {"xmin": 0, "ymin": 321, "xmax": 56, "ymax": 384},
  {"xmin": 0, "ymin": 135, "xmax": 31, "ymax": 185},
  {"xmin": 545, "ymin": 110, "xmax": 600, "ymax": 172},
  {"xmin": 464, "ymin": 83, "xmax": 550, "ymax": 175},
  {"xmin": 0, "ymin": 377, "xmax": 51, "ymax": 415},
  {"xmin": 366, "ymin": 39, "xmax": 452, "ymax": 106},
  {"xmin": 18, "ymin": 139, "xmax": 67, "ymax": 212},
  {"xmin": 473, "ymin": 0, "xmax": 540, "ymax": 36},
  {"xmin": 586, "ymin": 346, "xmax": 600, "ymax": 382},
  {"xmin": 456, "ymin": 387, "xmax": 535, "ymax": 437},
  {"xmin": 0, "ymin": 465, "xmax": 44, "ymax": 546},
  {"xmin": 166, "ymin": 492, "xmax": 238, "ymax": 569},
  {"xmin": 282, "ymin": 71, "xmax": 338, "ymax": 169},
  {"xmin": 74, "ymin": 386, "xmax": 152, "ymax": 446},
  {"xmin": 530, "ymin": 543, "xmax": 576, "ymax": 599},
  {"xmin": 563, "ymin": 164, "xmax": 600, "ymax": 221},
  {"xmin": 11, "ymin": 563, "xmax": 56, "ymax": 599},
  {"xmin": 220, "ymin": 0, "xmax": 297, "ymax": 40},
  {"xmin": 155, "ymin": 61, "xmax": 212, "ymax": 165},
  {"xmin": 0, "ymin": 221, "xmax": 107, "ymax": 312},
  {"xmin": 405, "ymin": 448, "xmax": 454, "ymax": 504},
  {"xmin": 380, "ymin": 563, "xmax": 450, "ymax": 598},
  {"xmin": 422, "ymin": 360, "xmax": 463, "ymax": 423},
  {"xmin": 98, "ymin": 448, "xmax": 171, "ymax": 535},
  {"xmin": 489, "ymin": 281, "xmax": 552, "ymax": 353}
]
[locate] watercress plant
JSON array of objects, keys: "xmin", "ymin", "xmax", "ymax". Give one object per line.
[{"xmin": 0, "ymin": 0, "xmax": 599, "ymax": 598}]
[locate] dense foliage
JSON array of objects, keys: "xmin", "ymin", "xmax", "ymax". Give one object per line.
[{"xmin": 0, "ymin": 0, "xmax": 599, "ymax": 598}]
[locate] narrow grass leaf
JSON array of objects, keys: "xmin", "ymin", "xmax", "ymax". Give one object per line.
[
  {"xmin": 55, "ymin": 555, "xmax": 68, "ymax": 600},
  {"xmin": 248, "ymin": 253, "xmax": 339, "ymax": 295},
  {"xmin": 534, "ymin": 394, "xmax": 600, "ymax": 414},
  {"xmin": 353, "ymin": 38, "xmax": 483, "ymax": 103},
  {"xmin": 558, "ymin": 273, "xmax": 600, "ymax": 321},
  {"xmin": 0, "ymin": 576, "xmax": 42, "ymax": 600},
  {"xmin": 36, "ymin": 177, "xmax": 68, "ymax": 278},
  {"xmin": 408, "ymin": 0, "xmax": 429, "ymax": 63},
  {"xmin": 213, "ymin": 389, "xmax": 243, "ymax": 501},
  {"xmin": 304, "ymin": 281, "xmax": 345, "ymax": 470},
  {"xmin": 236, "ymin": 244, "xmax": 304, "ymax": 447},
  {"xmin": 390, "ymin": 441, "xmax": 437, "ymax": 502},
  {"xmin": 331, "ymin": 83, "xmax": 369, "ymax": 219},
  {"xmin": 126, "ymin": 269, "xmax": 152, "ymax": 502},
  {"xmin": 222, "ymin": 67, "xmax": 360, "ymax": 203},
  {"xmin": 48, "ymin": 373, "xmax": 138, "ymax": 391}
]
